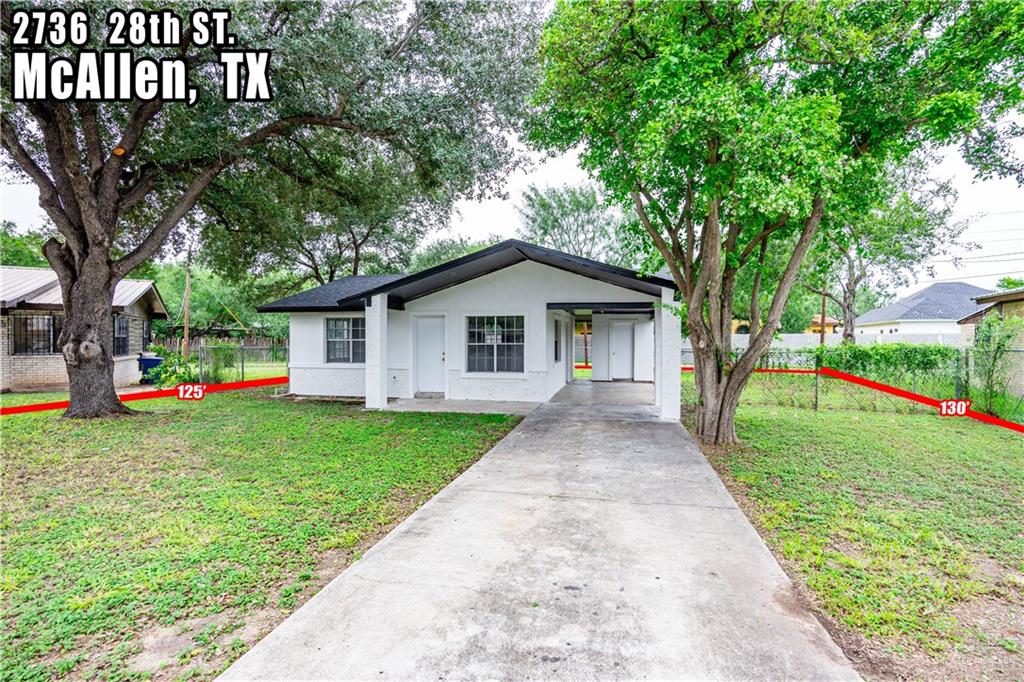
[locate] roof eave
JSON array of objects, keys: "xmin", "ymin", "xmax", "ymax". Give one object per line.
[{"xmin": 334, "ymin": 240, "xmax": 676, "ymax": 307}]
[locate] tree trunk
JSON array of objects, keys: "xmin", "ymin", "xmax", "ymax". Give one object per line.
[
  {"xmin": 56, "ymin": 254, "xmax": 132, "ymax": 418},
  {"xmin": 691, "ymin": 343, "xmax": 753, "ymax": 444},
  {"xmin": 841, "ymin": 300, "xmax": 857, "ymax": 343}
]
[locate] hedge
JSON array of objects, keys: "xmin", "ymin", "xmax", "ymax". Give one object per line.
[{"xmin": 812, "ymin": 342, "xmax": 959, "ymax": 376}]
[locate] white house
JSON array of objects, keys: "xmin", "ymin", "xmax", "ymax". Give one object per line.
[
  {"xmin": 258, "ymin": 240, "xmax": 681, "ymax": 420},
  {"xmin": 854, "ymin": 281, "xmax": 991, "ymax": 337}
]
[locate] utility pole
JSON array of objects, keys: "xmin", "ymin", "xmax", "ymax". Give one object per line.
[
  {"xmin": 182, "ymin": 249, "xmax": 192, "ymax": 357},
  {"xmin": 819, "ymin": 288, "xmax": 827, "ymax": 347}
]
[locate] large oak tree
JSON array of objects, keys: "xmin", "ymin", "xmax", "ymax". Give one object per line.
[
  {"xmin": 530, "ymin": 0, "xmax": 1022, "ymax": 443},
  {"xmin": 1, "ymin": 0, "xmax": 542, "ymax": 416}
]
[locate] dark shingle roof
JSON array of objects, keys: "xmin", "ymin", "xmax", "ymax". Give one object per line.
[
  {"xmin": 258, "ymin": 240, "xmax": 678, "ymax": 313},
  {"xmin": 257, "ymin": 274, "xmax": 406, "ymax": 312},
  {"xmin": 855, "ymin": 282, "xmax": 992, "ymax": 324}
]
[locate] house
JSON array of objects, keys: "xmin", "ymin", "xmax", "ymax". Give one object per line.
[
  {"xmin": 0, "ymin": 266, "xmax": 167, "ymax": 392},
  {"xmin": 805, "ymin": 314, "xmax": 841, "ymax": 335},
  {"xmin": 258, "ymin": 240, "xmax": 682, "ymax": 420},
  {"xmin": 854, "ymin": 282, "xmax": 991, "ymax": 336},
  {"xmin": 960, "ymin": 286, "xmax": 1024, "ymax": 323},
  {"xmin": 958, "ymin": 286, "xmax": 1024, "ymax": 342}
]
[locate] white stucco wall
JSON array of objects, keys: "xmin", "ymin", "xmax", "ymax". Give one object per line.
[
  {"xmin": 590, "ymin": 314, "xmax": 654, "ymax": 382},
  {"xmin": 856, "ymin": 319, "xmax": 964, "ymax": 336},
  {"xmin": 285, "ymin": 261, "xmax": 659, "ymax": 402}
]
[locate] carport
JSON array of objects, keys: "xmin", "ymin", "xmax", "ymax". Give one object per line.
[{"xmin": 549, "ymin": 302, "xmax": 656, "ymax": 384}]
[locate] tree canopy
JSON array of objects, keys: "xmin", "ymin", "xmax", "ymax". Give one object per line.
[
  {"xmin": 516, "ymin": 183, "xmax": 635, "ymax": 265},
  {"xmin": 0, "ymin": 221, "xmax": 48, "ymax": 267},
  {"xmin": 530, "ymin": 0, "xmax": 1022, "ymax": 443},
  {"xmin": 0, "ymin": 0, "xmax": 544, "ymax": 416}
]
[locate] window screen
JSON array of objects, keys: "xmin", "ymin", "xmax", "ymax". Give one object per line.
[
  {"xmin": 326, "ymin": 317, "xmax": 366, "ymax": 363},
  {"xmin": 467, "ymin": 316, "xmax": 524, "ymax": 373}
]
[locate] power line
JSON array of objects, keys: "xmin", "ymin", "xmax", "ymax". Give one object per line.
[
  {"xmin": 926, "ymin": 250, "xmax": 1024, "ymax": 263},
  {"xmin": 927, "ymin": 269, "xmax": 1024, "ymax": 282}
]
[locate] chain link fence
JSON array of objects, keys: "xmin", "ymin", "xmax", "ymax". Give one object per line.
[
  {"xmin": 682, "ymin": 348, "xmax": 1024, "ymax": 423},
  {"xmin": 197, "ymin": 345, "xmax": 288, "ymax": 384}
]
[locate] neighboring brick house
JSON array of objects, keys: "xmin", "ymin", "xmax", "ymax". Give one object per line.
[
  {"xmin": 1, "ymin": 266, "xmax": 167, "ymax": 392},
  {"xmin": 958, "ymin": 287, "xmax": 1024, "ymax": 397}
]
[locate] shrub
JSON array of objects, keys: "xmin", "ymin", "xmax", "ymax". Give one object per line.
[
  {"xmin": 971, "ymin": 313, "xmax": 1024, "ymax": 415},
  {"xmin": 813, "ymin": 343, "xmax": 958, "ymax": 377},
  {"xmin": 145, "ymin": 350, "xmax": 199, "ymax": 387}
]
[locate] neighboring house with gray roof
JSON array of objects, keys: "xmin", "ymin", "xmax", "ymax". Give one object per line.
[
  {"xmin": 1, "ymin": 265, "xmax": 167, "ymax": 391},
  {"xmin": 854, "ymin": 281, "xmax": 992, "ymax": 337}
]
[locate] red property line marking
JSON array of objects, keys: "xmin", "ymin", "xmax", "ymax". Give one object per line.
[
  {"xmin": 0, "ymin": 376, "xmax": 288, "ymax": 416},
  {"xmin": 819, "ymin": 367, "xmax": 1024, "ymax": 435},
  {"xmin": 680, "ymin": 366, "xmax": 815, "ymax": 375}
]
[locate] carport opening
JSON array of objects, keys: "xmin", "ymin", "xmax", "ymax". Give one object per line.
[
  {"xmin": 574, "ymin": 318, "xmax": 592, "ymax": 380},
  {"xmin": 551, "ymin": 302, "xmax": 655, "ymax": 385}
]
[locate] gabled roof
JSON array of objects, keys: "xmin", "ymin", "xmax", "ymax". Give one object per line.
[
  {"xmin": 256, "ymin": 274, "xmax": 406, "ymax": 312},
  {"xmin": 0, "ymin": 265, "xmax": 168, "ymax": 317},
  {"xmin": 855, "ymin": 281, "xmax": 991, "ymax": 325},
  {"xmin": 340, "ymin": 239, "xmax": 675, "ymax": 307},
  {"xmin": 258, "ymin": 240, "xmax": 677, "ymax": 313}
]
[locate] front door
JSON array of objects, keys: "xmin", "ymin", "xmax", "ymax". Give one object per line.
[
  {"xmin": 415, "ymin": 316, "xmax": 445, "ymax": 395},
  {"xmin": 610, "ymin": 320, "xmax": 634, "ymax": 380}
]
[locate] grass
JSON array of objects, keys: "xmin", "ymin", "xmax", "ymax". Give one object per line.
[
  {"xmin": 681, "ymin": 371, "xmax": 1024, "ymax": 423},
  {"xmin": 573, "ymin": 367, "xmax": 592, "ymax": 379},
  {"xmin": 699, "ymin": 404, "xmax": 1024, "ymax": 661},
  {"xmin": 0, "ymin": 390, "xmax": 519, "ymax": 680}
]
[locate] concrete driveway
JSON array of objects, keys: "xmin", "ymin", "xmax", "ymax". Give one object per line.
[{"xmin": 221, "ymin": 382, "xmax": 858, "ymax": 681}]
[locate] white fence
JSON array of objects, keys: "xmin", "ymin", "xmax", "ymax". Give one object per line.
[{"xmin": 681, "ymin": 332, "xmax": 967, "ymax": 353}]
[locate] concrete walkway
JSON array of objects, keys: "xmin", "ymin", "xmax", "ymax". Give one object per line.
[{"xmin": 221, "ymin": 382, "xmax": 858, "ymax": 681}]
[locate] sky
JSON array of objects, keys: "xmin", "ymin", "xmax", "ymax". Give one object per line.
[{"xmin": 2, "ymin": 141, "xmax": 1021, "ymax": 299}]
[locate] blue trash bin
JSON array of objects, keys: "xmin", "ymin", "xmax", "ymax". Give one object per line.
[{"xmin": 138, "ymin": 355, "xmax": 163, "ymax": 384}]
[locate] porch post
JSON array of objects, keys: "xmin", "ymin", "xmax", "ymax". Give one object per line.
[
  {"xmin": 657, "ymin": 287, "xmax": 681, "ymax": 421},
  {"xmin": 653, "ymin": 304, "xmax": 662, "ymax": 408},
  {"xmin": 365, "ymin": 293, "xmax": 388, "ymax": 409}
]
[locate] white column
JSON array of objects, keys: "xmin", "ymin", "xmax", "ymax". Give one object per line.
[
  {"xmin": 364, "ymin": 293, "xmax": 388, "ymax": 409},
  {"xmin": 653, "ymin": 305, "xmax": 662, "ymax": 407},
  {"xmin": 657, "ymin": 287, "xmax": 681, "ymax": 421}
]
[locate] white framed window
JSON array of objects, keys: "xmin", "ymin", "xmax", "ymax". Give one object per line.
[
  {"xmin": 326, "ymin": 317, "xmax": 366, "ymax": 363},
  {"xmin": 554, "ymin": 318, "xmax": 561, "ymax": 363},
  {"xmin": 467, "ymin": 315, "xmax": 524, "ymax": 373}
]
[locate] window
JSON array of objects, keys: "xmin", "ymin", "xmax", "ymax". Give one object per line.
[
  {"xmin": 467, "ymin": 315, "xmax": 524, "ymax": 373},
  {"xmin": 326, "ymin": 317, "xmax": 366, "ymax": 363},
  {"xmin": 10, "ymin": 314, "xmax": 63, "ymax": 355},
  {"xmin": 554, "ymin": 318, "xmax": 561, "ymax": 363},
  {"xmin": 113, "ymin": 315, "xmax": 129, "ymax": 356},
  {"xmin": 142, "ymin": 318, "xmax": 151, "ymax": 350}
]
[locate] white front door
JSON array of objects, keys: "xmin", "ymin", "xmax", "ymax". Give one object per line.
[
  {"xmin": 415, "ymin": 316, "xmax": 445, "ymax": 394},
  {"xmin": 610, "ymin": 321, "xmax": 634, "ymax": 380}
]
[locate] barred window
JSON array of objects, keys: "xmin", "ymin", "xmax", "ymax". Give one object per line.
[
  {"xmin": 10, "ymin": 314, "xmax": 63, "ymax": 355},
  {"xmin": 326, "ymin": 317, "xmax": 366, "ymax": 363},
  {"xmin": 113, "ymin": 315, "xmax": 129, "ymax": 356},
  {"xmin": 467, "ymin": 315, "xmax": 524, "ymax": 373}
]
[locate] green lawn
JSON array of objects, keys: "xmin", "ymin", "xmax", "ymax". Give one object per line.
[
  {"xmin": 1, "ymin": 391, "xmax": 519, "ymax": 680},
  {"xmin": 699, "ymin": 404, "xmax": 1024, "ymax": 671}
]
